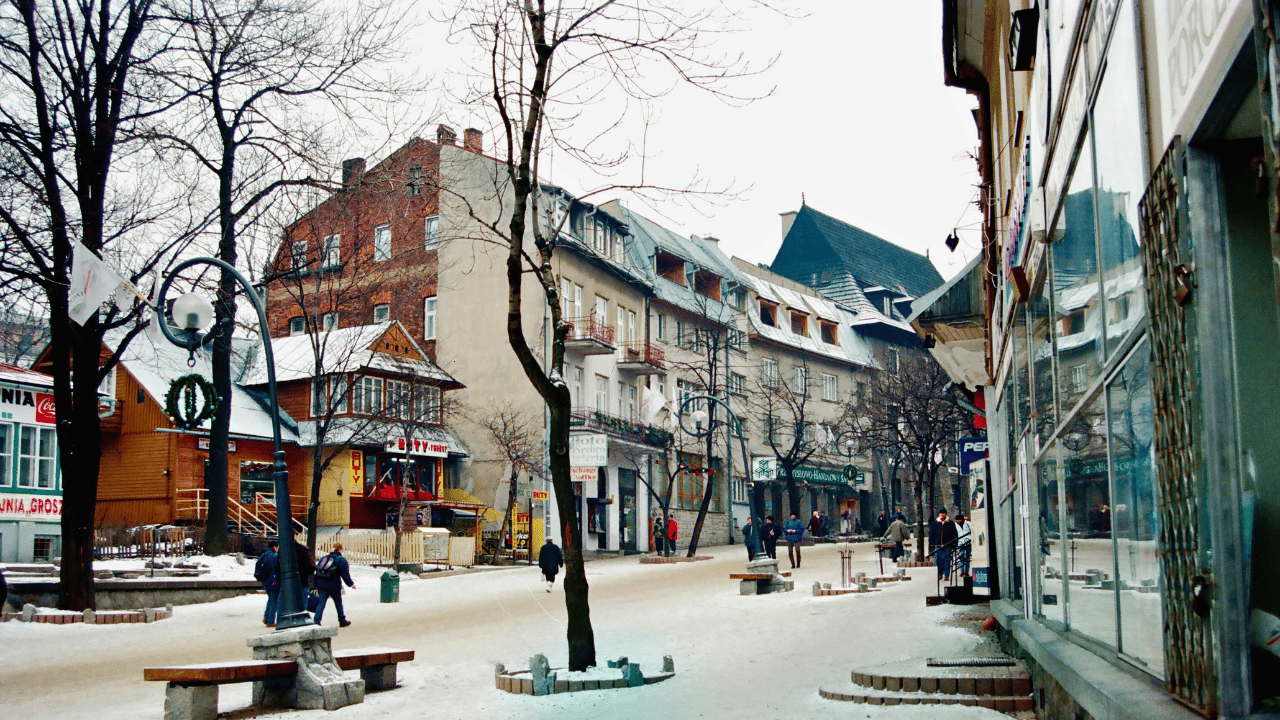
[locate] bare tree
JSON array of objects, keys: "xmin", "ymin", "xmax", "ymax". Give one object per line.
[
  {"xmin": 0, "ymin": 0, "xmax": 206, "ymax": 609},
  {"xmin": 150, "ymin": 0, "xmax": 414, "ymax": 554},
  {"xmin": 383, "ymin": 375, "xmax": 454, "ymax": 573},
  {"xmin": 842, "ymin": 351, "xmax": 968, "ymax": 557},
  {"xmin": 748, "ymin": 354, "xmax": 831, "ymax": 518},
  {"xmin": 444, "ymin": 0, "xmax": 772, "ymax": 670},
  {"xmin": 479, "ymin": 405, "xmax": 541, "ymax": 564}
]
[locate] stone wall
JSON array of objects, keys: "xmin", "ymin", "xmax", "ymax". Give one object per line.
[
  {"xmin": 666, "ymin": 509, "xmax": 731, "ymax": 551},
  {"xmin": 6, "ymin": 579, "xmax": 262, "ymax": 610}
]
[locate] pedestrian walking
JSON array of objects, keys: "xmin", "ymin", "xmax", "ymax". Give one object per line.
[
  {"xmin": 652, "ymin": 515, "xmax": 665, "ymax": 555},
  {"xmin": 538, "ymin": 536, "xmax": 564, "ymax": 592},
  {"xmin": 884, "ymin": 514, "xmax": 910, "ymax": 561},
  {"xmin": 875, "ymin": 510, "xmax": 889, "ymax": 537},
  {"xmin": 783, "ymin": 513, "xmax": 806, "ymax": 569},
  {"xmin": 819, "ymin": 511, "xmax": 830, "ymax": 538},
  {"xmin": 313, "ymin": 543, "xmax": 355, "ymax": 627},
  {"xmin": 742, "ymin": 517, "xmax": 759, "ymax": 561},
  {"xmin": 761, "ymin": 516, "xmax": 781, "ymax": 559},
  {"xmin": 807, "ymin": 511, "xmax": 822, "ymax": 540},
  {"xmin": 931, "ymin": 509, "xmax": 958, "ymax": 579},
  {"xmin": 955, "ymin": 512, "xmax": 973, "ymax": 575},
  {"xmin": 254, "ymin": 540, "xmax": 280, "ymax": 627},
  {"xmin": 666, "ymin": 514, "xmax": 679, "ymax": 556},
  {"xmin": 841, "ymin": 507, "xmax": 853, "ymax": 536},
  {"xmin": 893, "ymin": 507, "xmax": 907, "ymax": 524}
]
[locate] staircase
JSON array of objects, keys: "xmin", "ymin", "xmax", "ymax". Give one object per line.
[
  {"xmin": 175, "ymin": 488, "xmax": 307, "ymax": 539},
  {"xmin": 819, "ymin": 655, "xmax": 1033, "ymax": 714}
]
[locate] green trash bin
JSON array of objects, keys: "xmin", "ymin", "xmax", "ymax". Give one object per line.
[{"xmin": 380, "ymin": 570, "xmax": 400, "ymax": 603}]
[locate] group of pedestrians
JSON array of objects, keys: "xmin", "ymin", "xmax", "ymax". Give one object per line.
[
  {"xmin": 929, "ymin": 509, "xmax": 973, "ymax": 578},
  {"xmin": 740, "ymin": 513, "xmax": 808, "ymax": 569},
  {"xmin": 651, "ymin": 513, "xmax": 679, "ymax": 555},
  {"xmin": 255, "ymin": 537, "xmax": 356, "ymax": 629}
]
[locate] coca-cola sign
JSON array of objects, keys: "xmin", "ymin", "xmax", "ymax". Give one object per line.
[{"xmin": 0, "ymin": 383, "xmax": 55, "ymax": 426}]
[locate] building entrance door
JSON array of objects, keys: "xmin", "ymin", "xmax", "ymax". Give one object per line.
[{"xmin": 619, "ymin": 469, "xmax": 638, "ymax": 552}]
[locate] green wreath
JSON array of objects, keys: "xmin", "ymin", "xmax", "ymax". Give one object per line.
[{"xmin": 165, "ymin": 374, "xmax": 220, "ymax": 430}]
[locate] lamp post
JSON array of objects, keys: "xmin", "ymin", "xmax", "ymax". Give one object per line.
[
  {"xmin": 155, "ymin": 257, "xmax": 312, "ymax": 631},
  {"xmin": 676, "ymin": 393, "xmax": 752, "ymax": 549}
]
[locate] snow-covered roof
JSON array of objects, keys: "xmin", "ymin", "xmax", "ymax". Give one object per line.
[
  {"xmin": 110, "ymin": 332, "xmax": 298, "ymax": 442},
  {"xmin": 733, "ymin": 264, "xmax": 879, "ymax": 369},
  {"xmin": 295, "ymin": 418, "xmax": 469, "ymax": 456},
  {"xmin": 239, "ymin": 322, "xmax": 458, "ymax": 387},
  {"xmin": 0, "ymin": 362, "xmax": 53, "ymax": 389}
]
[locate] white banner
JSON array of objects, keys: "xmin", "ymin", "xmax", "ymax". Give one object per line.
[
  {"xmin": 640, "ymin": 385, "xmax": 666, "ymax": 425},
  {"xmin": 69, "ymin": 243, "xmax": 125, "ymax": 324},
  {"xmin": 569, "ymin": 433, "xmax": 608, "ymax": 466},
  {"xmin": 0, "ymin": 493, "xmax": 61, "ymax": 522}
]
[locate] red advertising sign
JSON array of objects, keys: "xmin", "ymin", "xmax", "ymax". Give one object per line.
[{"xmin": 35, "ymin": 393, "xmax": 55, "ymax": 424}]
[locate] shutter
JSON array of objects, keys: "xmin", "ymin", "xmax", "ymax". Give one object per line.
[{"xmin": 1137, "ymin": 138, "xmax": 1215, "ymax": 710}]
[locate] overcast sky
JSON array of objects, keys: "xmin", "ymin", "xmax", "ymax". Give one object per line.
[{"xmin": 412, "ymin": 1, "xmax": 982, "ymax": 283}]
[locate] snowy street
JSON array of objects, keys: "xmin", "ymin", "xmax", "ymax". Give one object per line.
[{"xmin": 1, "ymin": 544, "xmax": 1006, "ymax": 719}]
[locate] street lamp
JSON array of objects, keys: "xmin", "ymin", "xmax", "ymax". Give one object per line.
[{"xmin": 155, "ymin": 257, "xmax": 312, "ymax": 631}]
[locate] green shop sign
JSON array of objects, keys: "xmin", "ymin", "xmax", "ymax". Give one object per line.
[{"xmin": 751, "ymin": 457, "xmax": 863, "ymax": 487}]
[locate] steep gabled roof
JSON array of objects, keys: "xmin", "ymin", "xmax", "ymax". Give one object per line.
[
  {"xmin": 239, "ymin": 321, "xmax": 460, "ymax": 388},
  {"xmin": 770, "ymin": 206, "xmax": 944, "ymax": 299}
]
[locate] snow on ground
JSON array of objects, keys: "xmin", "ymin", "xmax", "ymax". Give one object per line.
[{"xmin": 0, "ymin": 544, "xmax": 1007, "ymax": 719}]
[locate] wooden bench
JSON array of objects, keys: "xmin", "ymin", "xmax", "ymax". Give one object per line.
[
  {"xmin": 729, "ymin": 572, "xmax": 790, "ymax": 595},
  {"xmin": 144, "ymin": 648, "xmax": 413, "ymax": 720}
]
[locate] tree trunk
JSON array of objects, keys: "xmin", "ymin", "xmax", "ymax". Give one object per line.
[
  {"xmin": 205, "ymin": 166, "xmax": 239, "ymax": 556},
  {"xmin": 548, "ymin": 398, "xmax": 596, "ymax": 670},
  {"xmin": 686, "ymin": 468, "xmax": 713, "ymax": 557},
  {"xmin": 494, "ymin": 469, "xmax": 517, "ymax": 564},
  {"xmin": 57, "ymin": 321, "xmax": 104, "ymax": 610},
  {"xmin": 784, "ymin": 469, "xmax": 801, "ymax": 517},
  {"xmin": 306, "ymin": 443, "xmax": 325, "ymax": 555}
]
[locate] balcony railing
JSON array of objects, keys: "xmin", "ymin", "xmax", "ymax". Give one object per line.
[
  {"xmin": 570, "ymin": 406, "xmax": 672, "ymax": 448},
  {"xmin": 617, "ymin": 341, "xmax": 665, "ymax": 371},
  {"xmin": 563, "ymin": 316, "xmax": 615, "ymax": 354}
]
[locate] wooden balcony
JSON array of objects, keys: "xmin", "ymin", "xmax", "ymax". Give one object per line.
[
  {"xmin": 563, "ymin": 316, "xmax": 616, "ymax": 355},
  {"xmin": 616, "ymin": 341, "xmax": 665, "ymax": 373}
]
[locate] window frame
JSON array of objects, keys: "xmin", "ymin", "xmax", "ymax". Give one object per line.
[
  {"xmin": 424, "ymin": 215, "xmax": 440, "ymax": 248},
  {"xmin": 373, "ymin": 304, "xmax": 391, "ymax": 323},
  {"xmin": 323, "ymin": 234, "xmax": 341, "ymax": 269},
  {"xmin": 424, "ymin": 296, "xmax": 437, "ymax": 341},
  {"xmin": 288, "ymin": 316, "xmax": 304, "ymax": 336},
  {"xmin": 0, "ymin": 421, "xmax": 10, "ymax": 487},
  {"xmin": 762, "ymin": 358, "xmax": 779, "ymax": 388},
  {"xmin": 374, "ymin": 224, "xmax": 391, "ymax": 262},
  {"xmin": 322, "ymin": 312, "xmax": 338, "ymax": 332},
  {"xmin": 822, "ymin": 373, "xmax": 838, "ymax": 401}
]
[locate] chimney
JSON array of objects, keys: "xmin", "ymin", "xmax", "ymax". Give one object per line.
[
  {"xmin": 464, "ymin": 128, "xmax": 483, "ymax": 154},
  {"xmin": 341, "ymin": 157, "xmax": 366, "ymax": 189},
  {"xmin": 702, "ymin": 235, "xmax": 719, "ymax": 244},
  {"xmin": 437, "ymin": 124, "xmax": 457, "ymax": 145},
  {"xmin": 779, "ymin": 210, "xmax": 798, "ymax": 240}
]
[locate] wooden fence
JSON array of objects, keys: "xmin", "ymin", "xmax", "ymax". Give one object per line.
[
  {"xmin": 93, "ymin": 525, "xmax": 223, "ymax": 559},
  {"xmin": 314, "ymin": 532, "xmax": 475, "ymax": 568}
]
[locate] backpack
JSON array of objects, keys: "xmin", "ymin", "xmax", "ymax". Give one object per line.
[
  {"xmin": 314, "ymin": 553, "xmax": 339, "ymax": 581},
  {"xmin": 254, "ymin": 550, "xmax": 275, "ymax": 583}
]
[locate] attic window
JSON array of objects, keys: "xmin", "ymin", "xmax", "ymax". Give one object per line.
[
  {"xmin": 693, "ymin": 269, "xmax": 722, "ymax": 301},
  {"xmin": 759, "ymin": 300, "xmax": 778, "ymax": 327},
  {"xmin": 882, "ymin": 296, "xmax": 893, "ymax": 316},
  {"xmin": 655, "ymin": 251, "xmax": 686, "ymax": 285},
  {"xmin": 790, "ymin": 311, "xmax": 808, "ymax": 337},
  {"xmin": 819, "ymin": 320, "xmax": 838, "ymax": 345}
]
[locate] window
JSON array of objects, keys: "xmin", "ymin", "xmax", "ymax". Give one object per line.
[
  {"xmin": 423, "ymin": 297, "xmax": 437, "ymax": 340},
  {"xmin": 627, "ymin": 384, "xmax": 637, "ymax": 419},
  {"xmin": 822, "ymin": 373, "xmax": 838, "ymax": 401},
  {"xmin": 729, "ymin": 288, "xmax": 746, "ymax": 311},
  {"xmin": 675, "ymin": 320, "xmax": 684, "ymax": 347},
  {"xmin": 856, "ymin": 380, "xmax": 868, "ymax": 400},
  {"xmin": 415, "ymin": 385, "xmax": 442, "ymax": 424},
  {"xmin": 595, "ymin": 374, "xmax": 608, "ymax": 411},
  {"xmin": 1070, "ymin": 364, "xmax": 1088, "ymax": 393},
  {"xmin": 794, "ymin": 365, "xmax": 808, "ymax": 394},
  {"xmin": 617, "ymin": 306, "xmax": 626, "ymax": 343},
  {"xmin": 289, "ymin": 317, "xmax": 304, "ymax": 336},
  {"xmin": 332, "ymin": 377, "xmax": 348, "ymax": 414},
  {"xmin": 314, "ymin": 376, "xmax": 348, "ymax": 417},
  {"xmin": 617, "ymin": 380, "xmax": 625, "ymax": 416},
  {"xmin": 762, "ymin": 358, "xmax": 779, "ymax": 387},
  {"xmin": 572, "ymin": 366, "xmax": 583, "ymax": 404},
  {"xmin": 656, "ymin": 313, "xmax": 666, "ymax": 341},
  {"xmin": 312, "ymin": 379, "xmax": 326, "ymax": 417},
  {"xmin": 373, "ymin": 304, "xmax": 390, "ymax": 323},
  {"xmin": 593, "ymin": 296, "xmax": 608, "ymax": 327},
  {"xmin": 790, "ymin": 311, "xmax": 808, "ymax": 337},
  {"xmin": 676, "ymin": 379, "xmax": 702, "ymax": 416},
  {"xmin": 353, "ymin": 376, "xmax": 383, "ymax": 414},
  {"xmin": 560, "ymin": 277, "xmax": 574, "ymax": 318},
  {"xmin": 408, "ymin": 165, "xmax": 422, "ymax": 196},
  {"xmin": 374, "ymin": 224, "xmax": 391, "ymax": 261},
  {"xmin": 883, "ymin": 296, "xmax": 893, "ymax": 316},
  {"xmin": 32, "ymin": 535, "xmax": 58, "ymax": 563},
  {"xmin": 323, "ymin": 234, "xmax": 341, "ymax": 269},
  {"xmin": 729, "ymin": 372, "xmax": 746, "ymax": 395},
  {"xmin": 765, "ymin": 415, "xmax": 779, "ymax": 445},
  {"xmin": 386, "ymin": 379, "xmax": 409, "ymax": 419},
  {"xmin": 800, "ymin": 421, "xmax": 814, "ymax": 444},
  {"xmin": 424, "ymin": 215, "xmax": 440, "ymax": 247},
  {"xmin": 291, "ymin": 240, "xmax": 307, "ymax": 270},
  {"xmin": 17, "ymin": 426, "xmax": 55, "ymax": 489},
  {"xmin": 0, "ymin": 423, "xmax": 10, "ymax": 486},
  {"xmin": 885, "ymin": 348, "xmax": 899, "ymax": 374},
  {"xmin": 759, "ymin": 300, "xmax": 777, "ymax": 327},
  {"xmin": 627, "ymin": 310, "xmax": 636, "ymax": 343},
  {"xmin": 322, "ymin": 312, "xmax": 338, "ymax": 332},
  {"xmin": 729, "ymin": 413, "xmax": 745, "ymax": 438},
  {"xmin": 571, "ymin": 284, "xmax": 582, "ymax": 318},
  {"xmin": 819, "ymin": 320, "xmax": 838, "ymax": 345}
]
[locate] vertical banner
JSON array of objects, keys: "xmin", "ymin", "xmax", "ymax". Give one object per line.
[
  {"xmin": 436, "ymin": 461, "xmax": 444, "ymax": 498},
  {"xmin": 349, "ymin": 451, "xmax": 363, "ymax": 494}
]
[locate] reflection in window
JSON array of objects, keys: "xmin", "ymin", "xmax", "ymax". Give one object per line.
[
  {"xmin": 1053, "ymin": 131, "xmax": 1104, "ymax": 412},
  {"xmin": 1030, "ymin": 278, "xmax": 1056, "ymax": 451},
  {"xmin": 1060, "ymin": 392, "xmax": 1115, "ymax": 648},
  {"xmin": 1036, "ymin": 441, "xmax": 1066, "ymax": 625},
  {"xmin": 1108, "ymin": 340, "xmax": 1162, "ymax": 674}
]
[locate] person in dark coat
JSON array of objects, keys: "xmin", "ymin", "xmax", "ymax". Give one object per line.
[
  {"xmin": 652, "ymin": 515, "xmax": 665, "ymax": 555},
  {"xmin": 255, "ymin": 540, "xmax": 280, "ymax": 627},
  {"xmin": 761, "ymin": 516, "xmax": 781, "ymax": 559},
  {"xmin": 875, "ymin": 511, "xmax": 889, "ymax": 537},
  {"xmin": 783, "ymin": 513, "xmax": 806, "ymax": 569},
  {"xmin": 931, "ymin": 509, "xmax": 959, "ymax": 579},
  {"xmin": 807, "ymin": 511, "xmax": 823, "ymax": 539},
  {"xmin": 313, "ymin": 543, "xmax": 356, "ymax": 627},
  {"xmin": 538, "ymin": 536, "xmax": 564, "ymax": 592},
  {"xmin": 742, "ymin": 517, "xmax": 759, "ymax": 561}
]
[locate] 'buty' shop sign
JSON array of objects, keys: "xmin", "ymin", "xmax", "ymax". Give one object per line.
[{"xmin": 0, "ymin": 383, "xmax": 55, "ymax": 425}]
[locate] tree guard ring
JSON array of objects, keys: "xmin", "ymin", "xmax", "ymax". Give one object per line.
[{"xmin": 165, "ymin": 373, "xmax": 220, "ymax": 430}]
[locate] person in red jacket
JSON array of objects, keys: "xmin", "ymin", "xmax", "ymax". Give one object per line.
[{"xmin": 666, "ymin": 514, "xmax": 679, "ymax": 556}]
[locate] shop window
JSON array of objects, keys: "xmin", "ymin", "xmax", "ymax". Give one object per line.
[
  {"xmin": 239, "ymin": 462, "xmax": 274, "ymax": 504},
  {"xmin": 1030, "ymin": 281, "xmax": 1057, "ymax": 449},
  {"xmin": 32, "ymin": 535, "xmax": 59, "ymax": 563},
  {"xmin": 1053, "ymin": 129, "xmax": 1104, "ymax": 412},
  {"xmin": 17, "ymin": 426, "xmax": 56, "ymax": 489},
  {"xmin": 1059, "ymin": 392, "xmax": 1115, "ymax": 649},
  {"xmin": 1035, "ymin": 440, "xmax": 1066, "ymax": 626},
  {"xmin": 0, "ymin": 422, "xmax": 9, "ymax": 487}
]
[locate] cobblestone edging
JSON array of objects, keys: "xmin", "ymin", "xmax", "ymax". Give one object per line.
[
  {"xmin": 1, "ymin": 603, "xmax": 173, "ymax": 624},
  {"xmin": 812, "ymin": 569, "xmax": 911, "ymax": 596},
  {"xmin": 638, "ymin": 556, "xmax": 713, "ymax": 564},
  {"xmin": 495, "ymin": 655, "xmax": 676, "ymax": 695}
]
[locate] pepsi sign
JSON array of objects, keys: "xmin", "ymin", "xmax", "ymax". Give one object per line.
[{"xmin": 959, "ymin": 437, "xmax": 989, "ymax": 475}]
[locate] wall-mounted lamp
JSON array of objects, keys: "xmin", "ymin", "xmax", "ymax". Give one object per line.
[{"xmin": 945, "ymin": 233, "xmax": 960, "ymax": 252}]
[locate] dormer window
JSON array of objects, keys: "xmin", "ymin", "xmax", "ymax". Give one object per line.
[
  {"xmin": 789, "ymin": 310, "xmax": 808, "ymax": 337},
  {"xmin": 883, "ymin": 296, "xmax": 893, "ymax": 316},
  {"xmin": 819, "ymin": 320, "xmax": 838, "ymax": 345},
  {"xmin": 655, "ymin": 250, "xmax": 686, "ymax": 285},
  {"xmin": 693, "ymin": 269, "xmax": 722, "ymax": 301},
  {"xmin": 759, "ymin": 300, "xmax": 778, "ymax": 327}
]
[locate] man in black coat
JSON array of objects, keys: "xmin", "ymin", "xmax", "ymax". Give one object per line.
[
  {"xmin": 313, "ymin": 543, "xmax": 356, "ymax": 627},
  {"xmin": 539, "ymin": 536, "xmax": 564, "ymax": 592},
  {"xmin": 931, "ymin": 509, "xmax": 959, "ymax": 579},
  {"xmin": 760, "ymin": 516, "xmax": 781, "ymax": 560}
]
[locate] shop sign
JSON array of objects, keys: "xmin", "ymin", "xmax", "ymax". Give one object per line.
[
  {"xmin": 197, "ymin": 438, "xmax": 237, "ymax": 452},
  {"xmin": 385, "ymin": 437, "xmax": 448, "ymax": 457},
  {"xmin": 569, "ymin": 433, "xmax": 608, "ymax": 467},
  {"xmin": 532, "ymin": 490, "xmax": 549, "ymax": 500},
  {"xmin": 570, "ymin": 467, "xmax": 597, "ymax": 483},
  {"xmin": 1151, "ymin": 0, "xmax": 1251, "ymax": 147},
  {"xmin": 349, "ymin": 451, "xmax": 363, "ymax": 493},
  {"xmin": 751, "ymin": 456, "xmax": 776, "ymax": 483},
  {"xmin": 0, "ymin": 383, "xmax": 55, "ymax": 425},
  {"xmin": 0, "ymin": 493, "xmax": 61, "ymax": 522},
  {"xmin": 752, "ymin": 457, "xmax": 849, "ymax": 487},
  {"xmin": 959, "ymin": 437, "xmax": 989, "ymax": 474}
]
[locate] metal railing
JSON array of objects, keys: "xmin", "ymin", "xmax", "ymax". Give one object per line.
[
  {"xmin": 618, "ymin": 341, "xmax": 665, "ymax": 368},
  {"xmin": 564, "ymin": 316, "xmax": 615, "ymax": 346},
  {"xmin": 570, "ymin": 406, "xmax": 672, "ymax": 447},
  {"xmin": 175, "ymin": 488, "xmax": 306, "ymax": 538},
  {"xmin": 924, "ymin": 533, "xmax": 973, "ymax": 599}
]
